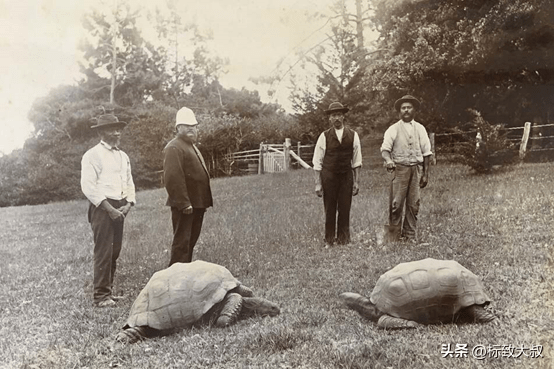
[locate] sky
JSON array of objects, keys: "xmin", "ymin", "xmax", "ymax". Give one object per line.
[{"xmin": 0, "ymin": 0, "xmax": 351, "ymax": 155}]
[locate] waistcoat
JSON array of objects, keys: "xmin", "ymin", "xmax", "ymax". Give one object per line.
[
  {"xmin": 391, "ymin": 121, "xmax": 424, "ymax": 165},
  {"xmin": 322, "ymin": 127, "xmax": 354, "ymax": 173}
]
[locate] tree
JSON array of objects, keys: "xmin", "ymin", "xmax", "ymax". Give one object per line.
[
  {"xmin": 364, "ymin": 0, "xmax": 554, "ymax": 133},
  {"xmin": 0, "ymin": 1, "xmax": 296, "ymax": 206},
  {"xmin": 80, "ymin": 1, "xmax": 167, "ymax": 106},
  {"xmin": 284, "ymin": 0, "xmax": 376, "ymax": 139}
]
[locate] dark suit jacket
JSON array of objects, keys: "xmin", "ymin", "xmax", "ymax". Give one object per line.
[{"xmin": 163, "ymin": 136, "xmax": 213, "ymax": 210}]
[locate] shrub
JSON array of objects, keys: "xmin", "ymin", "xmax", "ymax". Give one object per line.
[{"xmin": 457, "ymin": 109, "xmax": 519, "ymax": 173}]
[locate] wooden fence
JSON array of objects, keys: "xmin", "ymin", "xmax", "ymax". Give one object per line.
[
  {"xmin": 225, "ymin": 121, "xmax": 554, "ymax": 175},
  {"xmin": 226, "ymin": 138, "xmax": 315, "ymax": 175},
  {"xmin": 430, "ymin": 122, "xmax": 554, "ymax": 163}
]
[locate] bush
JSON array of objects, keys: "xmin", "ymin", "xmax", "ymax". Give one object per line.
[{"xmin": 457, "ymin": 109, "xmax": 519, "ymax": 173}]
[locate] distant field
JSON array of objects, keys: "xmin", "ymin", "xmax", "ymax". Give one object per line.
[{"xmin": 1, "ymin": 163, "xmax": 553, "ymax": 368}]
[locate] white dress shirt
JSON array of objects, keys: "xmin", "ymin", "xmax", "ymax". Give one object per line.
[{"xmin": 81, "ymin": 141, "xmax": 136, "ymax": 206}]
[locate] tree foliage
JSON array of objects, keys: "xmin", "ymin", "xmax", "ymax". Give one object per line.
[
  {"xmin": 364, "ymin": 0, "xmax": 554, "ymax": 132},
  {"xmin": 0, "ymin": 1, "xmax": 298, "ymax": 207},
  {"xmin": 288, "ymin": 0, "xmax": 554, "ymax": 171},
  {"xmin": 290, "ymin": 21, "xmax": 370, "ymax": 139}
]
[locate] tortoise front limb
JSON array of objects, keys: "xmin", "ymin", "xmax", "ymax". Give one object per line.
[
  {"xmin": 378, "ymin": 314, "xmax": 421, "ymax": 329},
  {"xmin": 463, "ymin": 305, "xmax": 496, "ymax": 323},
  {"xmin": 115, "ymin": 326, "xmax": 150, "ymax": 344},
  {"xmin": 216, "ymin": 293, "xmax": 243, "ymax": 327},
  {"xmin": 233, "ymin": 284, "xmax": 254, "ymax": 297}
]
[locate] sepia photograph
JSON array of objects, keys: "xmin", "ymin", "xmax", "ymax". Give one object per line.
[{"xmin": 1, "ymin": 0, "xmax": 552, "ymax": 368}]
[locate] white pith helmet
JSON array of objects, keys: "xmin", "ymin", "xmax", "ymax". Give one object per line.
[{"xmin": 175, "ymin": 107, "xmax": 198, "ymax": 127}]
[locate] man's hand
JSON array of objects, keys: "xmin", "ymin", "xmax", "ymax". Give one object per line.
[
  {"xmin": 107, "ymin": 207, "xmax": 125, "ymax": 221},
  {"xmin": 352, "ymin": 182, "xmax": 359, "ymax": 196},
  {"xmin": 315, "ymin": 184, "xmax": 323, "ymax": 198},
  {"xmin": 385, "ymin": 161, "xmax": 396, "ymax": 173},
  {"xmin": 117, "ymin": 203, "xmax": 132, "ymax": 216},
  {"xmin": 420, "ymin": 173, "xmax": 428, "ymax": 188},
  {"xmin": 100, "ymin": 199, "xmax": 125, "ymax": 221},
  {"xmin": 182, "ymin": 205, "xmax": 193, "ymax": 214}
]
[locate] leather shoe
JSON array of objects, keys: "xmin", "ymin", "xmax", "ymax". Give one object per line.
[{"xmin": 95, "ymin": 298, "xmax": 116, "ymax": 307}]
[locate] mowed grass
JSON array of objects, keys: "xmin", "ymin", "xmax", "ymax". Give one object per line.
[{"xmin": 1, "ymin": 162, "xmax": 553, "ymax": 368}]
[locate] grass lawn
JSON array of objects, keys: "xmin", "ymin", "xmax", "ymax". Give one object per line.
[{"xmin": 1, "ymin": 162, "xmax": 553, "ymax": 368}]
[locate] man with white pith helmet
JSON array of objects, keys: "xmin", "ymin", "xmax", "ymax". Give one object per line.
[{"xmin": 163, "ymin": 107, "xmax": 213, "ymax": 265}]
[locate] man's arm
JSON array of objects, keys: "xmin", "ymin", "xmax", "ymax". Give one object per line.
[
  {"xmin": 163, "ymin": 146, "xmax": 191, "ymax": 211},
  {"xmin": 352, "ymin": 131, "xmax": 362, "ymax": 195},
  {"xmin": 352, "ymin": 166, "xmax": 360, "ymax": 196},
  {"xmin": 420, "ymin": 155, "xmax": 430, "ymax": 188},
  {"xmin": 312, "ymin": 133, "xmax": 326, "ymax": 197},
  {"xmin": 382, "ymin": 150, "xmax": 396, "ymax": 172},
  {"xmin": 80, "ymin": 152, "xmax": 106, "ymax": 207},
  {"xmin": 314, "ymin": 169, "xmax": 323, "ymax": 197}
]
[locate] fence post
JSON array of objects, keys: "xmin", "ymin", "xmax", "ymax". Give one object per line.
[
  {"xmin": 519, "ymin": 122, "xmax": 531, "ymax": 159},
  {"xmin": 284, "ymin": 138, "xmax": 291, "ymax": 171},
  {"xmin": 258, "ymin": 143, "xmax": 264, "ymax": 174},
  {"xmin": 429, "ymin": 133, "xmax": 437, "ymax": 165},
  {"xmin": 297, "ymin": 141, "xmax": 301, "ymax": 162}
]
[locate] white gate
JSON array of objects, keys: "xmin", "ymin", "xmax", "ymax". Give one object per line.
[{"xmin": 262, "ymin": 151, "xmax": 285, "ymax": 173}]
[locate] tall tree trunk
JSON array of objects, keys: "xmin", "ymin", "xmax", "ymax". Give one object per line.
[
  {"xmin": 110, "ymin": 0, "xmax": 118, "ymax": 105},
  {"xmin": 356, "ymin": 0, "xmax": 363, "ymax": 49},
  {"xmin": 110, "ymin": 31, "xmax": 117, "ymax": 105}
]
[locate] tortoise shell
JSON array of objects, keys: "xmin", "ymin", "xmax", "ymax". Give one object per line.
[
  {"xmin": 126, "ymin": 260, "xmax": 241, "ymax": 330},
  {"xmin": 370, "ymin": 258, "xmax": 491, "ymax": 324}
]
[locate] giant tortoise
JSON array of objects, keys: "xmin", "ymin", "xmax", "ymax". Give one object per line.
[
  {"xmin": 116, "ymin": 260, "xmax": 280, "ymax": 343},
  {"xmin": 340, "ymin": 258, "xmax": 496, "ymax": 328}
]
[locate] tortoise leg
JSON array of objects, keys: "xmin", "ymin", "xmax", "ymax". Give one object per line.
[
  {"xmin": 464, "ymin": 305, "xmax": 496, "ymax": 323},
  {"xmin": 378, "ymin": 315, "xmax": 421, "ymax": 329},
  {"xmin": 215, "ymin": 293, "xmax": 243, "ymax": 327},
  {"xmin": 115, "ymin": 326, "xmax": 150, "ymax": 344},
  {"xmin": 233, "ymin": 284, "xmax": 254, "ymax": 297}
]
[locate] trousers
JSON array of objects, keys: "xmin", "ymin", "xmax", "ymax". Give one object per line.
[
  {"xmin": 88, "ymin": 198, "xmax": 127, "ymax": 302},
  {"xmin": 321, "ymin": 169, "xmax": 353, "ymax": 245},
  {"xmin": 389, "ymin": 164, "xmax": 421, "ymax": 240},
  {"xmin": 169, "ymin": 207, "xmax": 206, "ymax": 266}
]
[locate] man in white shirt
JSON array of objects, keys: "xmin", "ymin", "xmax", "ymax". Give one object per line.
[
  {"xmin": 81, "ymin": 114, "xmax": 136, "ymax": 307},
  {"xmin": 380, "ymin": 95, "xmax": 432, "ymax": 242},
  {"xmin": 313, "ymin": 102, "xmax": 362, "ymax": 246}
]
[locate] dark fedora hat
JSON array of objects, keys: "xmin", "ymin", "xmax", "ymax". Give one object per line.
[
  {"xmin": 324, "ymin": 102, "xmax": 349, "ymax": 115},
  {"xmin": 91, "ymin": 114, "xmax": 127, "ymax": 130},
  {"xmin": 394, "ymin": 95, "xmax": 421, "ymax": 111}
]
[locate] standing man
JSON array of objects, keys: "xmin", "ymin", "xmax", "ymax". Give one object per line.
[
  {"xmin": 381, "ymin": 95, "xmax": 432, "ymax": 242},
  {"xmin": 163, "ymin": 107, "xmax": 213, "ymax": 266},
  {"xmin": 313, "ymin": 102, "xmax": 362, "ymax": 246},
  {"xmin": 81, "ymin": 114, "xmax": 136, "ymax": 307}
]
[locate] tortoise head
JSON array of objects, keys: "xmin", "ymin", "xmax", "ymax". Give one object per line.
[
  {"xmin": 241, "ymin": 297, "xmax": 280, "ymax": 317},
  {"xmin": 340, "ymin": 292, "xmax": 383, "ymax": 323}
]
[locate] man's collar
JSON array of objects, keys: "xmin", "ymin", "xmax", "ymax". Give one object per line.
[
  {"xmin": 400, "ymin": 119, "xmax": 415, "ymax": 125},
  {"xmin": 100, "ymin": 140, "xmax": 119, "ymax": 150},
  {"xmin": 334, "ymin": 126, "xmax": 344, "ymax": 132}
]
